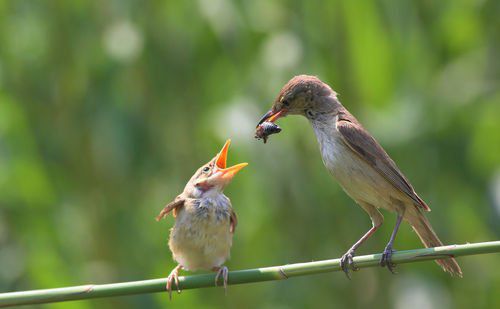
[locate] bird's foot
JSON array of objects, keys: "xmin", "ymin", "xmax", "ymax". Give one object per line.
[
  {"xmin": 380, "ymin": 245, "xmax": 397, "ymax": 274},
  {"xmin": 166, "ymin": 265, "xmax": 182, "ymax": 300},
  {"xmin": 340, "ymin": 249, "xmax": 359, "ymax": 279},
  {"xmin": 213, "ymin": 266, "xmax": 229, "ymax": 295}
]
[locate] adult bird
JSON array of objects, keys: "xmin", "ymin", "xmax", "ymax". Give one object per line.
[
  {"xmin": 156, "ymin": 139, "xmax": 248, "ymax": 297},
  {"xmin": 257, "ymin": 75, "xmax": 462, "ymax": 278}
]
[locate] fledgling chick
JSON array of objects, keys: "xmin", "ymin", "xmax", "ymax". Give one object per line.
[{"xmin": 156, "ymin": 140, "xmax": 247, "ymax": 298}]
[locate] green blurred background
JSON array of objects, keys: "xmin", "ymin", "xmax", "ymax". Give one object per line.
[{"xmin": 0, "ymin": 0, "xmax": 499, "ymax": 308}]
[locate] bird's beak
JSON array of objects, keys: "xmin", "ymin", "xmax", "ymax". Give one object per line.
[
  {"xmin": 257, "ymin": 108, "xmax": 287, "ymax": 126},
  {"xmin": 213, "ymin": 139, "xmax": 248, "ymax": 182}
]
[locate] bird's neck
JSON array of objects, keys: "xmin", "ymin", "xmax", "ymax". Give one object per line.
[
  {"xmin": 307, "ymin": 95, "xmax": 343, "ymax": 128},
  {"xmin": 309, "ymin": 115, "xmax": 338, "ymax": 147},
  {"xmin": 307, "ymin": 101, "xmax": 349, "ymax": 166},
  {"xmin": 306, "ymin": 94, "xmax": 342, "ymax": 119},
  {"xmin": 191, "ymin": 186, "xmax": 227, "ymax": 200},
  {"xmin": 197, "ymin": 192, "xmax": 231, "ymax": 211}
]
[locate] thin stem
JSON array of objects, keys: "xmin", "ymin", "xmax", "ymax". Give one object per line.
[{"xmin": 0, "ymin": 241, "xmax": 499, "ymax": 307}]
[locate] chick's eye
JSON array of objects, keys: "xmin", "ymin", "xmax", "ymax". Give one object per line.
[
  {"xmin": 202, "ymin": 166, "xmax": 210, "ymax": 173},
  {"xmin": 282, "ymin": 99, "xmax": 290, "ymax": 107}
]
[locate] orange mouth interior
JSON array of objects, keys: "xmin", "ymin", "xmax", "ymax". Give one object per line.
[{"xmin": 215, "ymin": 139, "xmax": 248, "ymax": 180}]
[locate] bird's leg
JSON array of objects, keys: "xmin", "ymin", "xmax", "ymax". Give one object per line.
[
  {"xmin": 213, "ymin": 266, "xmax": 229, "ymax": 295},
  {"xmin": 340, "ymin": 225, "xmax": 379, "ymax": 279},
  {"xmin": 380, "ymin": 214, "xmax": 403, "ymax": 273},
  {"xmin": 166, "ymin": 265, "xmax": 183, "ymax": 300}
]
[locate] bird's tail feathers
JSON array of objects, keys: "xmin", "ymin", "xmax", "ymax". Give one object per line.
[{"xmin": 406, "ymin": 208, "xmax": 463, "ymax": 277}]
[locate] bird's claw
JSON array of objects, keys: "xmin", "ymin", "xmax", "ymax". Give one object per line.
[
  {"xmin": 380, "ymin": 246, "xmax": 397, "ymax": 274},
  {"xmin": 214, "ymin": 266, "xmax": 229, "ymax": 295},
  {"xmin": 340, "ymin": 249, "xmax": 359, "ymax": 279},
  {"xmin": 166, "ymin": 266, "xmax": 182, "ymax": 300}
]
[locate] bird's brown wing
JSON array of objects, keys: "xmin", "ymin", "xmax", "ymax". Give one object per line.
[
  {"xmin": 155, "ymin": 196, "xmax": 185, "ymax": 221},
  {"xmin": 336, "ymin": 113, "xmax": 430, "ymax": 211},
  {"xmin": 229, "ymin": 209, "xmax": 237, "ymax": 233}
]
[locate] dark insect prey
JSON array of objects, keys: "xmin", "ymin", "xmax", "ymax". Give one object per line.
[{"xmin": 255, "ymin": 121, "xmax": 282, "ymax": 143}]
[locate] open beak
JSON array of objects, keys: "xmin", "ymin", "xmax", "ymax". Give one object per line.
[
  {"xmin": 257, "ymin": 108, "xmax": 287, "ymax": 126},
  {"xmin": 214, "ymin": 139, "xmax": 248, "ymax": 182}
]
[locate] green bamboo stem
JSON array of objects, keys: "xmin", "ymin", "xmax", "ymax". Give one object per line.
[{"xmin": 1, "ymin": 241, "xmax": 499, "ymax": 307}]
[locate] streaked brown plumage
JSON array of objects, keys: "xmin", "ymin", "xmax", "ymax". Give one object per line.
[{"xmin": 257, "ymin": 75, "xmax": 462, "ymax": 278}]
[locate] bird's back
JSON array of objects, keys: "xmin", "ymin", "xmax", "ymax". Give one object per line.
[{"xmin": 310, "ymin": 115, "xmax": 411, "ymax": 213}]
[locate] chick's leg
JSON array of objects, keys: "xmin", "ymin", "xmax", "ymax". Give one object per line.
[
  {"xmin": 166, "ymin": 264, "xmax": 183, "ymax": 300},
  {"xmin": 213, "ymin": 266, "xmax": 229, "ymax": 294}
]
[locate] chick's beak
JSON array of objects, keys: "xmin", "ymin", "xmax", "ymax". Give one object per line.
[
  {"xmin": 257, "ymin": 108, "xmax": 287, "ymax": 126},
  {"xmin": 219, "ymin": 163, "xmax": 248, "ymax": 181},
  {"xmin": 213, "ymin": 139, "xmax": 248, "ymax": 183}
]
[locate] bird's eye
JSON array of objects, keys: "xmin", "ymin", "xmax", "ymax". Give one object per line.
[
  {"xmin": 282, "ymin": 99, "xmax": 290, "ymax": 107},
  {"xmin": 202, "ymin": 166, "xmax": 210, "ymax": 173}
]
